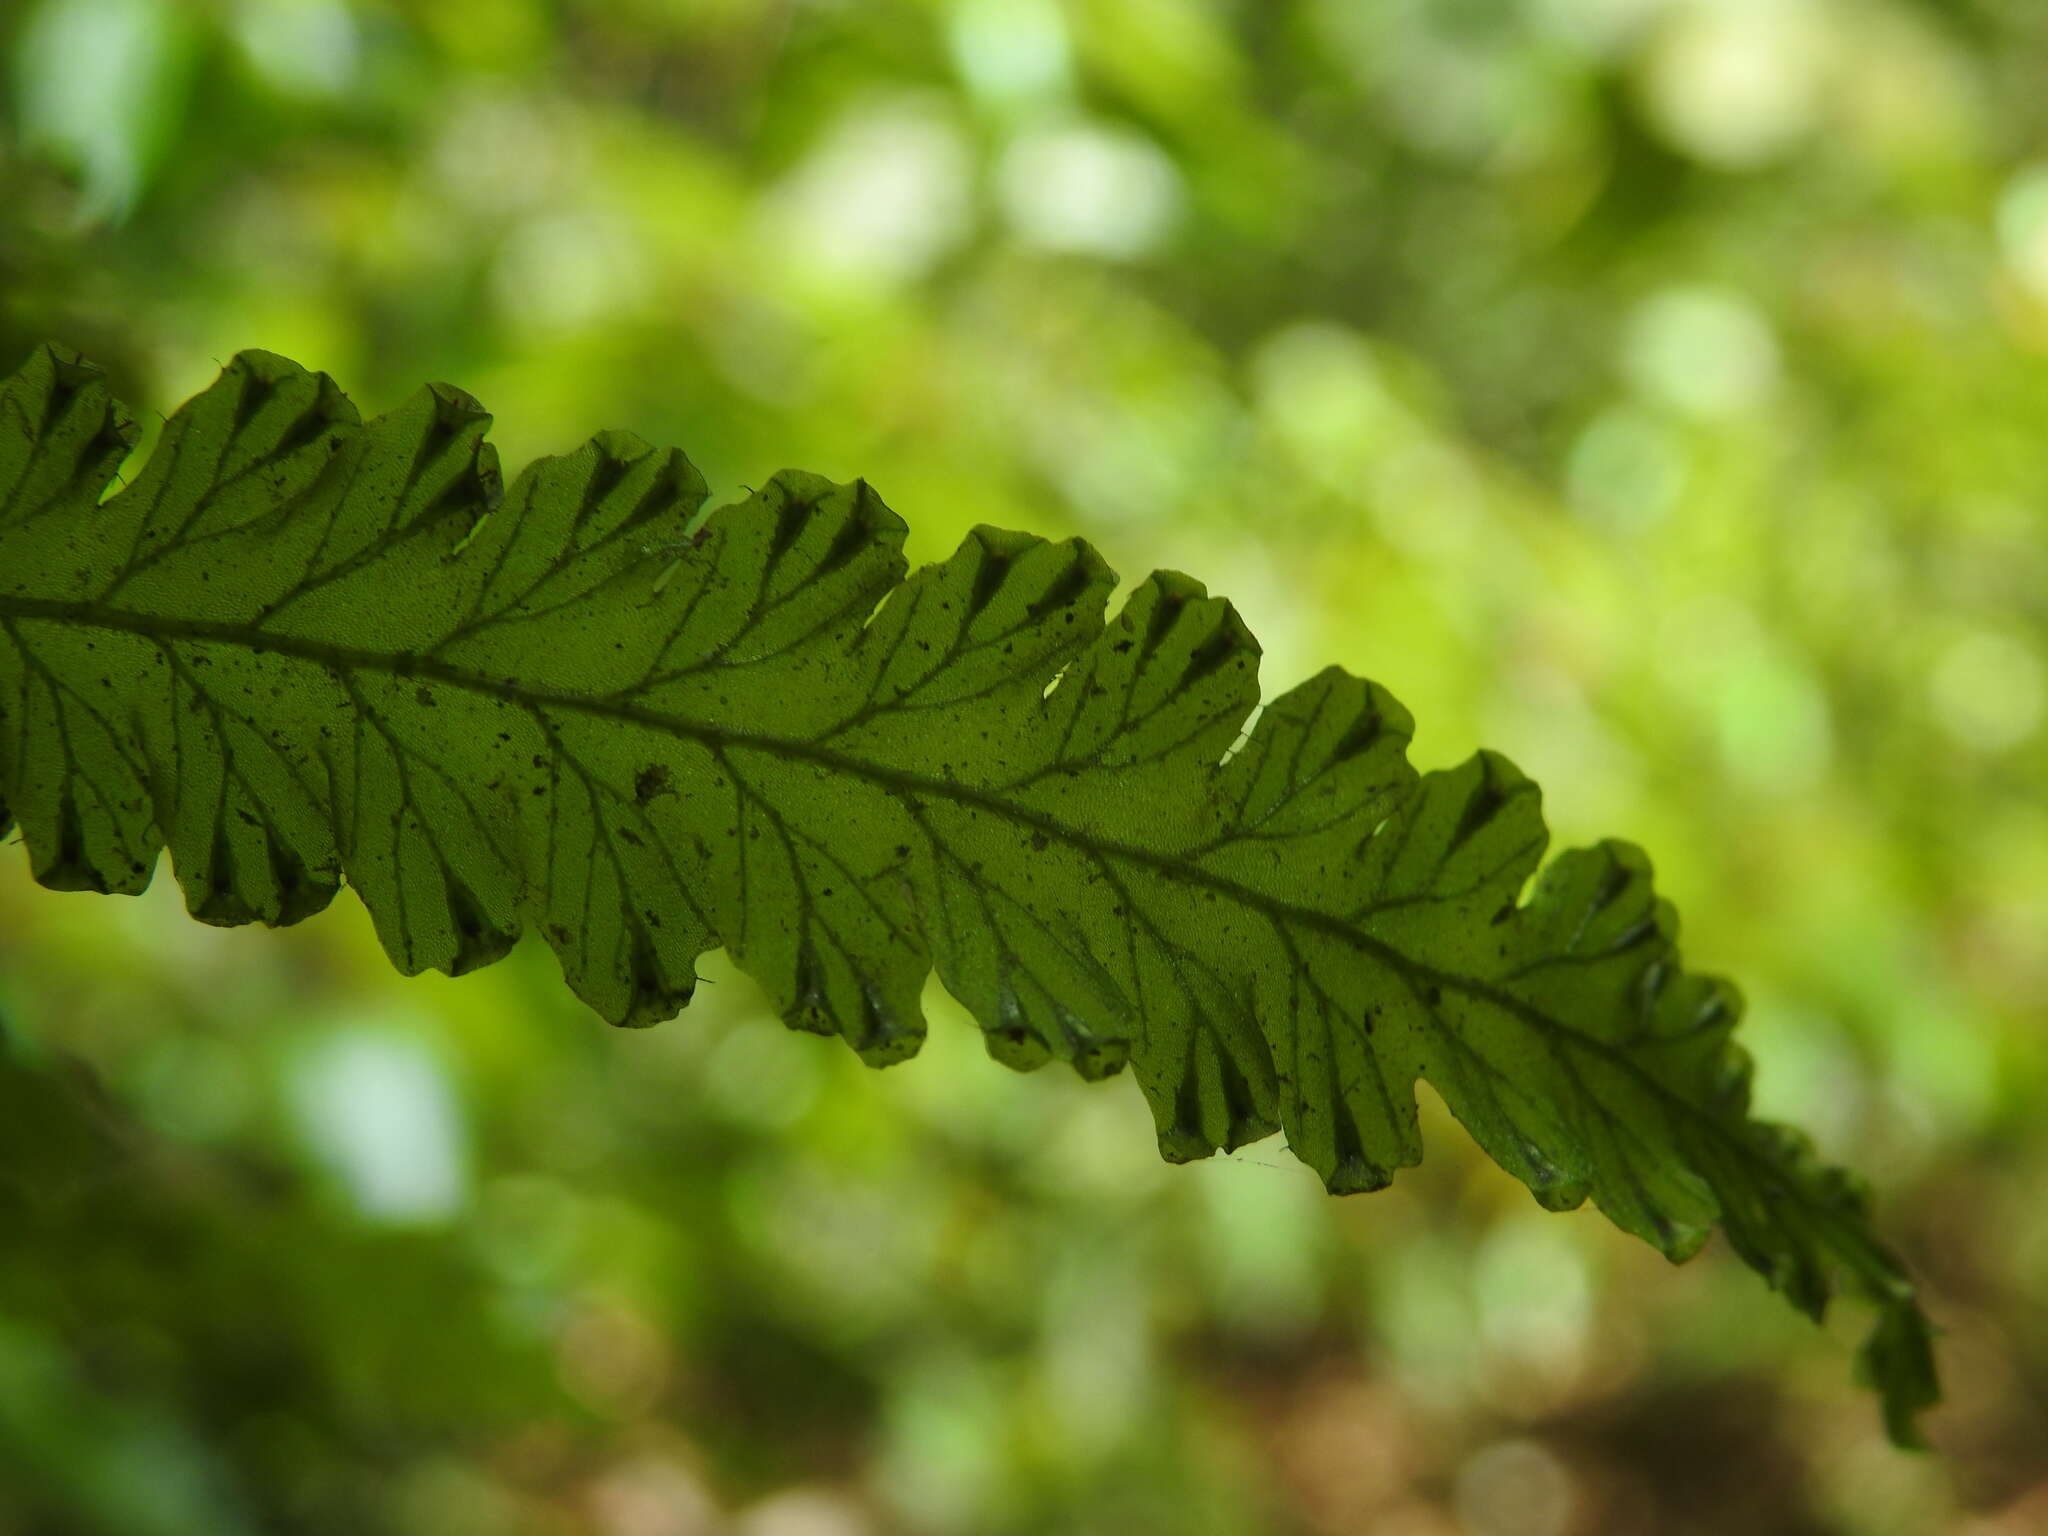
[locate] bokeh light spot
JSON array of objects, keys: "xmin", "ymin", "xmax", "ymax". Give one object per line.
[
  {"xmin": 998, "ymin": 120, "xmax": 1182, "ymax": 260},
  {"xmin": 1642, "ymin": 2, "xmax": 1826, "ymax": 168},
  {"xmin": 1623, "ymin": 286, "xmax": 1781, "ymax": 418},
  {"xmin": 288, "ymin": 1024, "xmax": 468, "ymax": 1223},
  {"xmin": 1996, "ymin": 165, "xmax": 2048, "ymax": 303},
  {"xmin": 1567, "ymin": 405, "xmax": 1687, "ymax": 531},
  {"xmin": 948, "ymin": 0, "xmax": 1071, "ymax": 109},
  {"xmin": 232, "ymin": 0, "xmax": 358, "ymax": 98},
  {"xmin": 1931, "ymin": 630, "xmax": 2044, "ymax": 753},
  {"xmin": 763, "ymin": 99, "xmax": 974, "ymax": 286},
  {"xmin": 1453, "ymin": 1438, "xmax": 1576, "ymax": 1536}
]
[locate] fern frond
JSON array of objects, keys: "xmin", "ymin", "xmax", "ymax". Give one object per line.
[{"xmin": 0, "ymin": 344, "xmax": 1937, "ymax": 1444}]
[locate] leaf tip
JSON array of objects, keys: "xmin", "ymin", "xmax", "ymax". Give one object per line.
[
  {"xmin": 1860, "ymin": 1302, "xmax": 1941, "ymax": 1450},
  {"xmin": 852, "ymin": 1022, "xmax": 925, "ymax": 1069},
  {"xmin": 1324, "ymin": 1155, "xmax": 1394, "ymax": 1195},
  {"xmin": 1157, "ymin": 1126, "xmax": 1214, "ymax": 1165},
  {"xmin": 984, "ymin": 1023, "xmax": 1052, "ymax": 1072},
  {"xmin": 1069, "ymin": 1035, "xmax": 1129, "ymax": 1083}
]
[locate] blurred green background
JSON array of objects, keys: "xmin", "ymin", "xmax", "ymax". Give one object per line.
[{"xmin": 2, "ymin": 1, "xmax": 2045, "ymax": 1532}]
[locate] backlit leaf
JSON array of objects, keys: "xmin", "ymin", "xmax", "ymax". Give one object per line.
[{"xmin": 0, "ymin": 344, "xmax": 1938, "ymax": 1444}]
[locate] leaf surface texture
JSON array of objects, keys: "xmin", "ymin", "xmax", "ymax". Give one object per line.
[{"xmin": 0, "ymin": 345, "xmax": 1937, "ymax": 1442}]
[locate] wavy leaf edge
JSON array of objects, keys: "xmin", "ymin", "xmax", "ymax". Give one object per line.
[{"xmin": 0, "ymin": 343, "xmax": 1937, "ymax": 1445}]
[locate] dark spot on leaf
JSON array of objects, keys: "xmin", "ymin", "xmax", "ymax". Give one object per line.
[
  {"xmin": 816, "ymin": 508, "xmax": 875, "ymax": 577},
  {"xmin": 442, "ymin": 878, "xmax": 515, "ymax": 976},
  {"xmin": 584, "ymin": 447, "xmax": 632, "ymax": 506},
  {"xmin": 1331, "ymin": 710, "xmax": 1383, "ymax": 762},
  {"xmin": 37, "ymin": 793, "xmax": 108, "ymax": 893},
  {"xmin": 1448, "ymin": 777, "xmax": 1506, "ymax": 852},
  {"xmin": 1026, "ymin": 551, "xmax": 1097, "ymax": 620},
  {"xmin": 1183, "ymin": 616, "xmax": 1248, "ymax": 685},
  {"xmin": 231, "ymin": 369, "xmax": 278, "ymax": 433},
  {"xmin": 968, "ymin": 544, "xmax": 1014, "ymax": 616},
  {"xmin": 634, "ymin": 764, "xmax": 674, "ymax": 805}
]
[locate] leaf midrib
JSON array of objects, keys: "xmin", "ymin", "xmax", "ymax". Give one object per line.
[{"xmin": 0, "ymin": 591, "xmax": 1894, "ymax": 1283}]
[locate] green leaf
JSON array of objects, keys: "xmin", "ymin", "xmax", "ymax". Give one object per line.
[{"xmin": 0, "ymin": 344, "xmax": 1938, "ymax": 1444}]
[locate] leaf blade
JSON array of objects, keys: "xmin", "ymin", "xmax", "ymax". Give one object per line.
[{"xmin": 0, "ymin": 347, "xmax": 1939, "ymax": 1444}]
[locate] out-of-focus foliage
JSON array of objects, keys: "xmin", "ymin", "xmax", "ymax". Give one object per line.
[{"xmin": 0, "ymin": 1, "xmax": 2042, "ymax": 1532}]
